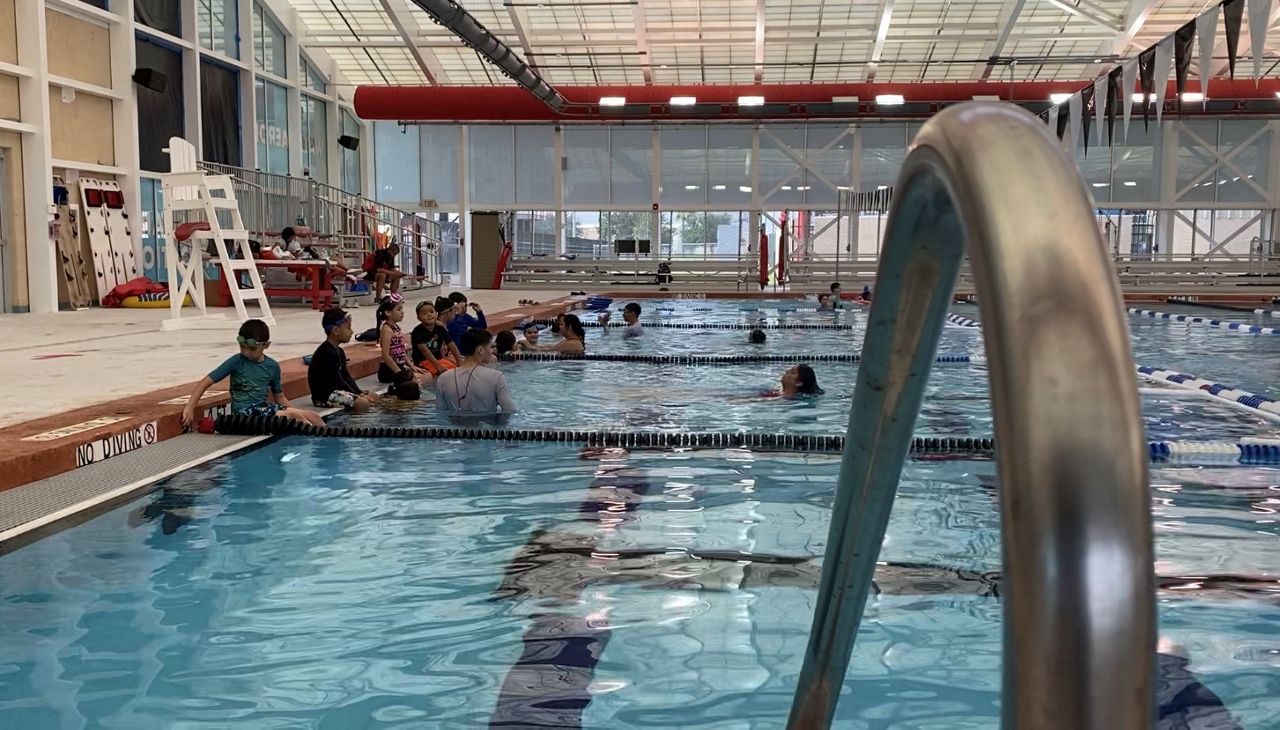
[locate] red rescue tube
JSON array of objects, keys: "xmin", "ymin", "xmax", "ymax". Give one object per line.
[
  {"xmin": 493, "ymin": 242, "xmax": 513, "ymax": 289},
  {"xmin": 758, "ymin": 226, "xmax": 769, "ymax": 290},
  {"xmin": 777, "ymin": 212, "xmax": 788, "ymax": 286}
]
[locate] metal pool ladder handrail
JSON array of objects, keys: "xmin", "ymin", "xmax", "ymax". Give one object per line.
[{"xmin": 787, "ymin": 103, "xmax": 1155, "ymax": 729}]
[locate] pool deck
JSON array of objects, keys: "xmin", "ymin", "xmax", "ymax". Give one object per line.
[{"xmin": 0, "ymin": 288, "xmax": 577, "ymax": 492}]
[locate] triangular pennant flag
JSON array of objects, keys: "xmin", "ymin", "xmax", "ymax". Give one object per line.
[
  {"xmin": 1081, "ymin": 85, "xmax": 1094, "ymax": 154},
  {"xmin": 1153, "ymin": 36, "xmax": 1173, "ymax": 125},
  {"xmin": 1068, "ymin": 93, "xmax": 1083, "ymax": 150},
  {"xmin": 1248, "ymin": 0, "xmax": 1275, "ymax": 79},
  {"xmin": 1050, "ymin": 103, "xmax": 1063, "ymax": 140},
  {"xmin": 1174, "ymin": 21, "xmax": 1195, "ymax": 116},
  {"xmin": 1196, "ymin": 5, "xmax": 1219, "ymax": 102},
  {"xmin": 1224, "ymin": 0, "xmax": 1244, "ymax": 79},
  {"xmin": 1094, "ymin": 74, "xmax": 1108, "ymax": 146},
  {"xmin": 1106, "ymin": 66, "xmax": 1123, "ymax": 145},
  {"xmin": 1138, "ymin": 47, "xmax": 1156, "ymax": 130},
  {"xmin": 1122, "ymin": 58, "xmax": 1138, "ymax": 140}
]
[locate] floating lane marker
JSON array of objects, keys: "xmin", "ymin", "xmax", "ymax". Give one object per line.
[
  {"xmin": 945, "ymin": 313, "xmax": 981, "ymax": 328},
  {"xmin": 1136, "ymin": 365, "xmax": 1280, "ymax": 424},
  {"xmin": 506, "ymin": 353, "xmax": 984, "ymax": 365},
  {"xmin": 1128, "ymin": 308, "xmax": 1280, "ymax": 334}
]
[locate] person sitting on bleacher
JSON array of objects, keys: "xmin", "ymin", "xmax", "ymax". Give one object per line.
[{"xmin": 363, "ymin": 244, "xmax": 403, "ymax": 300}]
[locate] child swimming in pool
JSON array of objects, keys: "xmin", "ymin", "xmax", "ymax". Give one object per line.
[
  {"xmin": 760, "ymin": 365, "xmax": 824, "ymax": 399},
  {"xmin": 182, "ymin": 319, "xmax": 325, "ymax": 427}
]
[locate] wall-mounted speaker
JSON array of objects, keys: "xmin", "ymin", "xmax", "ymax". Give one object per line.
[
  {"xmin": 338, "ymin": 135, "xmax": 360, "ymax": 151},
  {"xmin": 132, "ymin": 68, "xmax": 168, "ymax": 93}
]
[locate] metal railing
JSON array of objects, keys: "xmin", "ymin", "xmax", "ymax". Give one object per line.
[
  {"xmin": 198, "ymin": 163, "xmax": 443, "ymax": 287},
  {"xmin": 787, "ymin": 103, "xmax": 1155, "ymax": 728}
]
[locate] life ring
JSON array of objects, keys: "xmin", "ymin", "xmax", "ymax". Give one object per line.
[{"xmin": 121, "ymin": 292, "xmax": 193, "ymax": 308}]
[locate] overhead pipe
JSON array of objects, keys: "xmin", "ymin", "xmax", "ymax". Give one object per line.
[
  {"xmin": 355, "ymin": 78, "xmax": 1280, "ymax": 122},
  {"xmin": 405, "ymin": 0, "xmax": 566, "ymax": 110}
]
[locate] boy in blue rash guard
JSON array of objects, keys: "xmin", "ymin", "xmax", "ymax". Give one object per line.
[{"xmin": 446, "ymin": 291, "xmax": 487, "ymax": 345}]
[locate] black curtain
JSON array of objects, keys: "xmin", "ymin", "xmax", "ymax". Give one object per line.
[
  {"xmin": 200, "ymin": 61, "xmax": 241, "ymax": 166},
  {"xmin": 135, "ymin": 38, "xmax": 184, "ymax": 173},
  {"xmin": 134, "ymin": 0, "xmax": 180, "ymax": 36}
]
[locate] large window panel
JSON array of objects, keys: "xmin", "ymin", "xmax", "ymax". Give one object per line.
[
  {"xmin": 255, "ymin": 79, "xmax": 289, "ymax": 174},
  {"xmin": 1175, "ymin": 120, "xmax": 1220, "ymax": 204},
  {"xmin": 859, "ymin": 125, "xmax": 907, "ymax": 190},
  {"xmin": 301, "ymin": 56, "xmax": 327, "ymax": 93},
  {"xmin": 301, "ymin": 95, "xmax": 328, "ymax": 183},
  {"xmin": 340, "ymin": 109, "xmax": 362, "ymax": 195},
  {"xmin": 1217, "ymin": 120, "xmax": 1270, "ymax": 204},
  {"xmin": 1111, "ymin": 122, "xmax": 1160, "ymax": 203},
  {"xmin": 707, "ymin": 126, "xmax": 753, "ymax": 207},
  {"xmin": 136, "ymin": 0, "xmax": 180, "ymax": 36},
  {"xmin": 759, "ymin": 125, "xmax": 806, "ymax": 206},
  {"xmin": 135, "ymin": 37, "xmax": 184, "ymax": 172},
  {"xmin": 1074, "ymin": 139, "xmax": 1112, "ymax": 204},
  {"xmin": 515, "ymin": 126, "xmax": 556, "ymax": 205},
  {"xmin": 804, "ymin": 124, "xmax": 853, "ymax": 206},
  {"xmin": 563, "ymin": 128, "xmax": 610, "ymax": 206},
  {"xmin": 610, "ymin": 127, "xmax": 653, "ymax": 205},
  {"xmin": 420, "ymin": 125, "xmax": 459, "ymax": 204},
  {"xmin": 252, "ymin": 3, "xmax": 287, "ymax": 77},
  {"xmin": 660, "ymin": 127, "xmax": 707, "ymax": 206},
  {"xmin": 197, "ymin": 0, "xmax": 240, "ymax": 59},
  {"xmin": 469, "ymin": 125, "xmax": 515, "ymax": 204},
  {"xmin": 200, "ymin": 60, "xmax": 241, "ymax": 166},
  {"xmin": 375, "ymin": 121, "xmax": 421, "ymax": 203}
]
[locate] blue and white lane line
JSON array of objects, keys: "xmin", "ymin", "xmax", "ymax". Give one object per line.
[
  {"xmin": 945, "ymin": 313, "xmax": 981, "ymax": 328},
  {"xmin": 1136, "ymin": 366, "xmax": 1280, "ymax": 425},
  {"xmin": 1150, "ymin": 438, "xmax": 1280, "ymax": 464},
  {"xmin": 1128, "ymin": 307, "xmax": 1280, "ymax": 334}
]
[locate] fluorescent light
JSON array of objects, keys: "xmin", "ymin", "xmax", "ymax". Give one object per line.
[
  {"xmin": 831, "ymin": 95, "xmax": 859, "ymax": 104},
  {"xmin": 972, "ymin": 95, "xmax": 1001, "ymax": 101},
  {"xmin": 837, "ymin": 185, "xmax": 850, "ymax": 190},
  {"xmin": 599, "ymin": 96, "xmax": 626, "ymax": 107},
  {"xmin": 1123, "ymin": 181, "xmax": 1137, "ymax": 187},
  {"xmin": 781, "ymin": 185, "xmax": 793, "ymax": 191},
  {"xmin": 1132, "ymin": 92, "xmax": 1152, "ymax": 102},
  {"xmin": 876, "ymin": 185, "xmax": 888, "ymax": 190},
  {"xmin": 875, "ymin": 94, "xmax": 905, "ymax": 106},
  {"xmin": 684, "ymin": 184, "xmax": 699, "ymax": 190},
  {"xmin": 1276, "ymin": 92, "xmax": 1280, "ymax": 99},
  {"xmin": 739, "ymin": 185, "xmax": 752, "ymax": 193},
  {"xmin": 1181, "ymin": 92, "xmax": 1205, "ymax": 102},
  {"xmin": 1049, "ymin": 93, "xmax": 1072, "ymax": 104},
  {"xmin": 797, "ymin": 186, "xmax": 811, "ymax": 191},
  {"xmin": 1091, "ymin": 182, "xmax": 1109, "ymax": 188},
  {"xmin": 713, "ymin": 184, "xmax": 726, "ymax": 190},
  {"xmin": 738, "ymin": 95, "xmax": 765, "ymax": 106},
  {"xmin": 670, "ymin": 96, "xmax": 697, "ymax": 106}
]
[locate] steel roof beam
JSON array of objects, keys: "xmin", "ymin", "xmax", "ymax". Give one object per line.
[
  {"xmin": 975, "ymin": 0, "xmax": 1027, "ymax": 80},
  {"xmin": 754, "ymin": 0, "xmax": 765, "ymax": 83},
  {"xmin": 865, "ymin": 0, "xmax": 896, "ymax": 82},
  {"xmin": 633, "ymin": 0, "xmax": 654, "ymax": 83},
  {"xmin": 1105, "ymin": 0, "xmax": 1158, "ymax": 55},
  {"xmin": 377, "ymin": 0, "xmax": 446, "ymax": 84},
  {"xmin": 1039, "ymin": 0, "xmax": 1123, "ymax": 33}
]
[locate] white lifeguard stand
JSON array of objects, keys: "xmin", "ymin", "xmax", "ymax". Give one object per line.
[{"xmin": 160, "ymin": 137, "xmax": 274, "ymax": 331}]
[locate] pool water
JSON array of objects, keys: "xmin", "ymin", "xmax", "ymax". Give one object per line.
[{"xmin": 2, "ymin": 298, "xmax": 1279, "ymax": 729}]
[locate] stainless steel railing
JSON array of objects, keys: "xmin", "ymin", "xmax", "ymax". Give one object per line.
[{"xmin": 787, "ymin": 103, "xmax": 1155, "ymax": 728}]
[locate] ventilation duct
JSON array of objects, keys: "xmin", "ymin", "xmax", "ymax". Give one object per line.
[{"xmin": 407, "ymin": 0, "xmax": 565, "ymax": 110}]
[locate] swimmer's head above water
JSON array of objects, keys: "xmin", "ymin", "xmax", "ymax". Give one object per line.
[{"xmin": 781, "ymin": 364, "xmax": 823, "ymax": 396}]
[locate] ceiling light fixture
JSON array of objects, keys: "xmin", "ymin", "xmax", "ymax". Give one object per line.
[
  {"xmin": 739, "ymin": 185, "xmax": 752, "ymax": 193},
  {"xmin": 684, "ymin": 184, "xmax": 699, "ymax": 190},
  {"xmin": 875, "ymin": 94, "xmax": 905, "ymax": 106},
  {"xmin": 1049, "ymin": 93, "xmax": 1072, "ymax": 104},
  {"xmin": 599, "ymin": 96, "xmax": 626, "ymax": 106},
  {"xmin": 1092, "ymin": 182, "xmax": 1109, "ymax": 188},
  {"xmin": 1181, "ymin": 92, "xmax": 1205, "ymax": 102},
  {"xmin": 1123, "ymin": 181, "xmax": 1137, "ymax": 187},
  {"xmin": 713, "ymin": 184, "xmax": 726, "ymax": 190},
  {"xmin": 670, "ymin": 96, "xmax": 697, "ymax": 106},
  {"xmin": 737, "ymin": 95, "xmax": 765, "ymax": 106},
  {"xmin": 781, "ymin": 185, "xmax": 793, "ymax": 191}
]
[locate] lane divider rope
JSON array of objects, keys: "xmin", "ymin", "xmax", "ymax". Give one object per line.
[
  {"xmin": 544, "ymin": 320, "xmax": 862, "ymax": 330},
  {"xmin": 210, "ymin": 416, "xmax": 1280, "ymax": 464},
  {"xmin": 945, "ymin": 313, "xmax": 981, "ymax": 328},
  {"xmin": 1136, "ymin": 365, "xmax": 1280, "ymax": 424},
  {"xmin": 504, "ymin": 353, "xmax": 984, "ymax": 365},
  {"xmin": 1128, "ymin": 307, "xmax": 1280, "ymax": 334}
]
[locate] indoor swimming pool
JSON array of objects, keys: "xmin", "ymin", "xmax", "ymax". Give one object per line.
[{"xmin": 1, "ymin": 298, "xmax": 1279, "ymax": 728}]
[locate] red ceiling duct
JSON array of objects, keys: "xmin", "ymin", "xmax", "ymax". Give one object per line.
[{"xmin": 355, "ymin": 80, "xmax": 1280, "ymax": 122}]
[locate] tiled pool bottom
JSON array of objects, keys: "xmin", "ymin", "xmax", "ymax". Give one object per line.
[{"xmin": 1, "ymin": 438, "xmax": 1276, "ymax": 728}]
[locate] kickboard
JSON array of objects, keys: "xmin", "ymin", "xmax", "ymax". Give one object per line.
[
  {"xmin": 52, "ymin": 183, "xmax": 93, "ymax": 308},
  {"xmin": 79, "ymin": 179, "xmax": 120, "ymax": 295},
  {"xmin": 98, "ymin": 180, "xmax": 139, "ymax": 283}
]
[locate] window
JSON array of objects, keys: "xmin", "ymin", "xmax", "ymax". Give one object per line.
[
  {"xmin": 135, "ymin": 0, "xmax": 180, "ymax": 35},
  {"xmin": 135, "ymin": 37, "xmax": 184, "ymax": 172},
  {"xmin": 301, "ymin": 95, "xmax": 328, "ymax": 182},
  {"xmin": 197, "ymin": 0, "xmax": 240, "ymax": 59},
  {"xmin": 301, "ymin": 55, "xmax": 327, "ymax": 93},
  {"xmin": 341, "ymin": 109, "xmax": 362, "ymax": 195},
  {"xmin": 200, "ymin": 60, "xmax": 242, "ymax": 165},
  {"xmin": 252, "ymin": 3, "xmax": 286, "ymax": 77},
  {"xmin": 255, "ymin": 79, "xmax": 289, "ymax": 174}
]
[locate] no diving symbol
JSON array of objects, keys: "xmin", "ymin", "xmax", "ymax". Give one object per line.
[{"xmin": 143, "ymin": 423, "xmax": 157, "ymax": 444}]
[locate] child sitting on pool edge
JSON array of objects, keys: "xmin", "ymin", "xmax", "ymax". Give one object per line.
[
  {"xmin": 308, "ymin": 308, "xmax": 376, "ymax": 413},
  {"xmin": 182, "ymin": 319, "xmax": 325, "ymax": 428}
]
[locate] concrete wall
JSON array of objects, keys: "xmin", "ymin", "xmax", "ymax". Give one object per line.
[
  {"xmin": 45, "ymin": 9, "xmax": 110, "ymax": 87},
  {"xmin": 0, "ymin": 132, "xmax": 27, "ymax": 309},
  {"xmin": 48, "ymin": 92, "xmax": 114, "ymax": 166},
  {"xmin": 0, "ymin": 0, "xmax": 15, "ymax": 66}
]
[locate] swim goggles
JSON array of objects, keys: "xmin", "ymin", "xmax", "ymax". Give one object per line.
[
  {"xmin": 237, "ymin": 335, "xmax": 269, "ymax": 347},
  {"xmin": 323, "ymin": 316, "xmax": 353, "ymax": 332}
]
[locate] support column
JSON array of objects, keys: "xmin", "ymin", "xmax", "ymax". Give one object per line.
[
  {"xmin": 180, "ymin": 0, "xmax": 201, "ymax": 157},
  {"xmin": 1157, "ymin": 120, "xmax": 1179, "ymax": 260},
  {"xmin": 554, "ymin": 125, "xmax": 566, "ymax": 256},
  {"xmin": 110, "ymin": 0, "xmax": 143, "ymax": 264},
  {"xmin": 457, "ymin": 125, "xmax": 470, "ymax": 287},
  {"xmin": 16, "ymin": 0, "xmax": 55, "ymax": 312}
]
